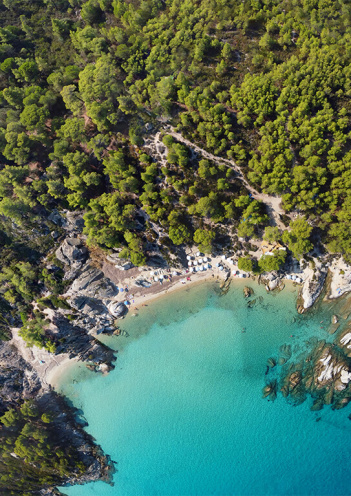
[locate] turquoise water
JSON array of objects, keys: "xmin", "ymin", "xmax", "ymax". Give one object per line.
[{"xmin": 59, "ymin": 281, "xmax": 351, "ymax": 496}]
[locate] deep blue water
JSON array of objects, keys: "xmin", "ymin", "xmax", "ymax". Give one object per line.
[{"xmin": 58, "ymin": 281, "xmax": 351, "ymax": 496}]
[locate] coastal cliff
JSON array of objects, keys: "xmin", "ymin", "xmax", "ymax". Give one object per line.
[{"xmin": 0, "ymin": 340, "xmax": 115, "ymax": 496}]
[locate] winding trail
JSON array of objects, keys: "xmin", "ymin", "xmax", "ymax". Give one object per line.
[{"xmin": 145, "ymin": 128, "xmax": 287, "ymax": 229}]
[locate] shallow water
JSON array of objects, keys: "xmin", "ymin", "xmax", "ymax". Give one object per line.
[{"xmin": 58, "ymin": 281, "xmax": 351, "ymax": 496}]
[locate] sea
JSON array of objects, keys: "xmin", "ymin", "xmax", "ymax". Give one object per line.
[{"xmin": 58, "ymin": 279, "xmax": 351, "ymax": 496}]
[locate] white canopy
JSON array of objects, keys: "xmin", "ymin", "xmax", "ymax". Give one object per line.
[
  {"xmin": 154, "ymin": 276, "xmax": 159, "ymax": 281},
  {"xmin": 150, "ymin": 271, "xmax": 154, "ymax": 276},
  {"xmin": 186, "ymin": 255, "xmax": 191, "ymax": 260},
  {"xmin": 172, "ymin": 271, "xmax": 178, "ymax": 276},
  {"xmin": 194, "ymin": 261, "xmax": 198, "ymax": 266},
  {"xmin": 203, "ymin": 257, "xmax": 208, "ymax": 262},
  {"xmin": 198, "ymin": 258, "xmax": 203, "ymax": 264},
  {"xmin": 196, "ymin": 251, "xmax": 201, "ymax": 257},
  {"xmin": 188, "ymin": 261, "xmax": 192, "ymax": 266}
]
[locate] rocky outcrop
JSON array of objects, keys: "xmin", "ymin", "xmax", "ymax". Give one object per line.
[
  {"xmin": 297, "ymin": 263, "xmax": 327, "ymax": 313},
  {"xmin": 52, "ymin": 315, "xmax": 116, "ymax": 366},
  {"xmin": 67, "ymin": 263, "xmax": 118, "ymax": 299},
  {"xmin": 328, "ymin": 257, "xmax": 351, "ymax": 299},
  {"xmin": 107, "ymin": 301, "xmax": 128, "ymax": 318},
  {"xmin": 0, "ymin": 341, "xmax": 41, "ymax": 414},
  {"xmin": 55, "ymin": 238, "xmax": 88, "ymax": 267},
  {"xmin": 106, "ymin": 253, "xmax": 134, "ymax": 270},
  {"xmin": 261, "ymin": 273, "xmax": 284, "ymax": 292},
  {"xmin": 266, "ymin": 333, "xmax": 351, "ymax": 411},
  {"xmin": 243, "ymin": 286, "xmax": 254, "ymax": 298},
  {"xmin": 64, "ymin": 262, "xmax": 121, "ymax": 334},
  {"xmin": 0, "ymin": 338, "xmax": 114, "ymax": 494}
]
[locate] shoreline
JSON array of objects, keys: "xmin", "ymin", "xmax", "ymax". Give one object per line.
[
  {"xmin": 50, "ymin": 271, "xmax": 298, "ymax": 390},
  {"xmin": 17, "ymin": 252, "xmax": 350, "ymax": 391}
]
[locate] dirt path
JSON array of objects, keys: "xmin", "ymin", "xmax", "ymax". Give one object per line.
[{"xmin": 145, "ymin": 129, "xmax": 288, "ymax": 230}]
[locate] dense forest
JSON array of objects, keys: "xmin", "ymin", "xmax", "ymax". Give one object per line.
[
  {"xmin": 1, "ymin": 0, "xmax": 351, "ymax": 265},
  {"xmin": 1, "ymin": 0, "xmax": 351, "ymax": 492}
]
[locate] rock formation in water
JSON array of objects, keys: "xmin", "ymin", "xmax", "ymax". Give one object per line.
[{"xmin": 265, "ymin": 325, "xmax": 351, "ymax": 411}]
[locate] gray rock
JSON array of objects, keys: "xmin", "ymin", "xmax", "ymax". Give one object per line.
[
  {"xmin": 55, "ymin": 238, "xmax": 88, "ymax": 266},
  {"xmin": 69, "ymin": 296, "xmax": 109, "ymax": 317},
  {"xmin": 68, "ymin": 263, "xmax": 118, "ymax": 299},
  {"xmin": 107, "ymin": 301, "xmax": 128, "ymax": 318},
  {"xmin": 48, "ymin": 209, "xmax": 65, "ymax": 226},
  {"xmin": 134, "ymin": 279, "xmax": 151, "ymax": 288},
  {"xmin": 64, "ymin": 211, "xmax": 85, "ymax": 233}
]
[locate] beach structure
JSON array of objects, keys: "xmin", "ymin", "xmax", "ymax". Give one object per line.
[
  {"xmin": 186, "ymin": 255, "xmax": 191, "ymax": 261},
  {"xmin": 188, "ymin": 261, "xmax": 192, "ymax": 266}
]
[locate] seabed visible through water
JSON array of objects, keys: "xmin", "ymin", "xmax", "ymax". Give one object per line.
[{"xmin": 59, "ymin": 280, "xmax": 351, "ymax": 496}]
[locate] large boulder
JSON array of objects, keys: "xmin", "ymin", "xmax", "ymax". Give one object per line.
[
  {"xmin": 107, "ymin": 301, "xmax": 128, "ymax": 318},
  {"xmin": 55, "ymin": 238, "xmax": 88, "ymax": 266}
]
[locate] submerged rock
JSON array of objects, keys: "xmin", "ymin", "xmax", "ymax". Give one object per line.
[
  {"xmin": 262, "ymin": 379, "xmax": 277, "ymax": 401},
  {"xmin": 243, "ymin": 286, "xmax": 254, "ymax": 298},
  {"xmin": 267, "ymin": 357, "xmax": 276, "ymax": 368}
]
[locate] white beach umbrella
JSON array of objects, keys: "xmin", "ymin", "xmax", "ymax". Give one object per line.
[
  {"xmin": 194, "ymin": 261, "xmax": 198, "ymax": 266},
  {"xmin": 172, "ymin": 271, "xmax": 178, "ymax": 276},
  {"xmin": 187, "ymin": 255, "xmax": 191, "ymax": 261},
  {"xmin": 196, "ymin": 266, "xmax": 200, "ymax": 272},
  {"xmin": 188, "ymin": 261, "xmax": 192, "ymax": 266},
  {"xmin": 203, "ymin": 257, "xmax": 208, "ymax": 262},
  {"xmin": 150, "ymin": 271, "xmax": 154, "ymax": 276},
  {"xmin": 198, "ymin": 258, "xmax": 203, "ymax": 264},
  {"xmin": 154, "ymin": 276, "xmax": 159, "ymax": 281},
  {"xmin": 222, "ymin": 254, "xmax": 226, "ymax": 260},
  {"xmin": 196, "ymin": 251, "xmax": 201, "ymax": 257}
]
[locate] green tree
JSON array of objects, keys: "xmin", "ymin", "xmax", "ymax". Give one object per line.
[
  {"xmin": 258, "ymin": 250, "xmax": 286, "ymax": 272},
  {"xmin": 193, "ymin": 229, "xmax": 215, "ymax": 253},
  {"xmin": 282, "ymin": 218, "xmax": 313, "ymax": 259},
  {"xmin": 238, "ymin": 257, "xmax": 254, "ymax": 272}
]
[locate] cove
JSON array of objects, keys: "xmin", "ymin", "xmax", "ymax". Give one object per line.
[{"xmin": 58, "ymin": 281, "xmax": 351, "ymax": 496}]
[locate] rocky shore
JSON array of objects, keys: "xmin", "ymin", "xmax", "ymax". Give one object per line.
[
  {"xmin": 0, "ymin": 339, "xmax": 115, "ymax": 496},
  {"xmin": 3, "ymin": 210, "xmax": 351, "ymax": 494}
]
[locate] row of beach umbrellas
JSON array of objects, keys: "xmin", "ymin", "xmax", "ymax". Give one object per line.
[{"xmin": 187, "ymin": 257, "xmax": 208, "ymax": 266}]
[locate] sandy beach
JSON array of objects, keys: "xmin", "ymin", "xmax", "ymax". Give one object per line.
[{"xmin": 10, "ymin": 249, "xmax": 306, "ymax": 390}]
